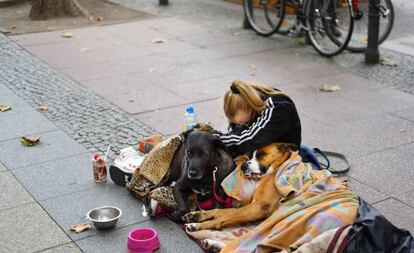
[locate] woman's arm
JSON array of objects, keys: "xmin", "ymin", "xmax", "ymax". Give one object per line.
[{"xmin": 214, "ymin": 99, "xmax": 292, "ymax": 155}]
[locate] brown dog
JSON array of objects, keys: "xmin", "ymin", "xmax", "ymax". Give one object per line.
[{"xmin": 182, "ymin": 143, "xmax": 297, "ymax": 231}]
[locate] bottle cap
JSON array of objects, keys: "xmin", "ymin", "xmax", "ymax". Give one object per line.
[{"xmin": 187, "ymin": 105, "xmax": 194, "ymax": 114}]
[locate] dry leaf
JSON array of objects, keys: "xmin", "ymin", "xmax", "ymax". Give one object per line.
[
  {"xmin": 362, "ymin": 36, "xmax": 368, "ymax": 43},
  {"xmin": 80, "ymin": 47, "xmax": 88, "ymax": 52},
  {"xmin": 95, "ymin": 16, "xmax": 104, "ymax": 22},
  {"xmin": 400, "ymin": 129, "xmax": 406, "ymax": 133},
  {"xmin": 70, "ymin": 223, "xmax": 92, "ymax": 233},
  {"xmin": 20, "ymin": 136, "xmax": 40, "ymax": 146},
  {"xmin": 249, "ymin": 64, "xmax": 257, "ymax": 70},
  {"xmin": 9, "ymin": 24, "xmax": 17, "ymax": 30},
  {"xmin": 380, "ymin": 58, "xmax": 397, "ymax": 67},
  {"xmin": 37, "ymin": 105, "xmax": 48, "ymax": 112},
  {"xmin": 0, "ymin": 104, "xmax": 12, "ymax": 112},
  {"xmin": 62, "ymin": 31, "xmax": 73, "ymax": 38},
  {"xmin": 151, "ymin": 38, "xmax": 166, "ymax": 44},
  {"xmin": 319, "ymin": 84, "xmax": 341, "ymax": 92}
]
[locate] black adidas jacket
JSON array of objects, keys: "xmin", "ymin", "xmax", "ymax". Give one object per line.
[{"xmin": 214, "ymin": 94, "xmax": 301, "ymax": 157}]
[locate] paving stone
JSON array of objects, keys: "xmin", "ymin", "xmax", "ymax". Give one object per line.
[
  {"xmin": 345, "ymin": 176, "xmax": 389, "ymax": 204},
  {"xmin": 75, "ymin": 217, "xmax": 203, "ymax": 253},
  {"xmin": 347, "ymin": 148, "xmax": 414, "ymax": 197},
  {"xmin": 0, "ymin": 203, "xmax": 71, "ymax": 253},
  {"xmin": 0, "ymin": 171, "xmax": 34, "ymax": 211},
  {"xmin": 0, "ymin": 130, "xmax": 87, "ymax": 170},
  {"xmin": 0, "ymin": 162, "xmax": 6, "ymax": 172},
  {"xmin": 178, "ymin": 31, "xmax": 241, "ymax": 47},
  {"xmin": 39, "ymin": 243, "xmax": 83, "ymax": 253},
  {"xmin": 393, "ymin": 106, "xmax": 414, "ymax": 122},
  {"xmin": 0, "ymin": 110, "xmax": 58, "ymax": 141},
  {"xmin": 41, "ymin": 184, "xmax": 149, "ymax": 240},
  {"xmin": 13, "ymin": 153, "xmax": 96, "ymax": 201},
  {"xmin": 372, "ymin": 198, "xmax": 414, "ymax": 233}
]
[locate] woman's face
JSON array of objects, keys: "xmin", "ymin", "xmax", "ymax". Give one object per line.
[{"xmin": 230, "ymin": 109, "xmax": 254, "ymax": 125}]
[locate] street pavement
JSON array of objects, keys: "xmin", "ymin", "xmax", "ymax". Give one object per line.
[{"xmin": 1, "ymin": 0, "xmax": 414, "ymax": 252}]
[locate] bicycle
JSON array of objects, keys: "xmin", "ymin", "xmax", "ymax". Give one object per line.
[
  {"xmin": 244, "ymin": 0, "xmax": 355, "ymax": 57},
  {"xmin": 346, "ymin": 0, "xmax": 394, "ymax": 52}
]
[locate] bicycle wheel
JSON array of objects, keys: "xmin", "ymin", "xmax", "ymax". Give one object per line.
[
  {"xmin": 305, "ymin": 0, "xmax": 354, "ymax": 57},
  {"xmin": 277, "ymin": 0, "xmax": 298, "ymax": 35},
  {"xmin": 346, "ymin": 0, "xmax": 394, "ymax": 52},
  {"xmin": 244, "ymin": 0, "xmax": 286, "ymax": 37}
]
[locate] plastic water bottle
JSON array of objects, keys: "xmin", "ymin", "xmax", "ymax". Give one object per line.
[{"xmin": 184, "ymin": 105, "xmax": 197, "ymax": 131}]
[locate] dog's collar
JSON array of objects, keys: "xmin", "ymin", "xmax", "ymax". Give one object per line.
[{"xmin": 192, "ymin": 188, "xmax": 211, "ymax": 196}]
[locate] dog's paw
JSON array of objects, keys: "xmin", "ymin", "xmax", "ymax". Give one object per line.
[
  {"xmin": 203, "ymin": 239, "xmax": 224, "ymax": 252},
  {"xmin": 182, "ymin": 211, "xmax": 202, "ymax": 223},
  {"xmin": 185, "ymin": 223, "xmax": 199, "ymax": 232}
]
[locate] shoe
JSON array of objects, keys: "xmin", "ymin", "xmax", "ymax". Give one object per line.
[
  {"xmin": 109, "ymin": 147, "xmax": 145, "ymax": 186},
  {"xmin": 109, "ymin": 165, "xmax": 132, "ymax": 187}
]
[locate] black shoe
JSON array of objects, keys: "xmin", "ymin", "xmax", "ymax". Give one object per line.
[{"xmin": 109, "ymin": 165, "xmax": 132, "ymax": 187}]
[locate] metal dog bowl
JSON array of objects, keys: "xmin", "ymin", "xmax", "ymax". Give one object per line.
[{"xmin": 87, "ymin": 206, "xmax": 122, "ymax": 230}]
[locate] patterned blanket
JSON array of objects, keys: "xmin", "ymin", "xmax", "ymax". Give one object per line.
[{"xmin": 187, "ymin": 152, "xmax": 359, "ymax": 252}]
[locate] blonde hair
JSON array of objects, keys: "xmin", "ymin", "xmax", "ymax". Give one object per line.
[{"xmin": 224, "ymin": 80, "xmax": 286, "ymax": 120}]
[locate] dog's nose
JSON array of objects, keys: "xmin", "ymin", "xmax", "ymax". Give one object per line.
[{"xmin": 241, "ymin": 163, "xmax": 249, "ymax": 172}]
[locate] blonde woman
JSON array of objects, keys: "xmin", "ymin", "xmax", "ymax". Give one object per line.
[{"xmin": 213, "ymin": 80, "xmax": 302, "ymax": 157}]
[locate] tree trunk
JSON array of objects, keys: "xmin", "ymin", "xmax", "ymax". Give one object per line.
[{"xmin": 30, "ymin": 0, "xmax": 87, "ymax": 20}]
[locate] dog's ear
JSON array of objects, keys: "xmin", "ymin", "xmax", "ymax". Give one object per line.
[
  {"xmin": 277, "ymin": 143, "xmax": 298, "ymax": 152},
  {"xmin": 211, "ymin": 135, "xmax": 227, "ymax": 152}
]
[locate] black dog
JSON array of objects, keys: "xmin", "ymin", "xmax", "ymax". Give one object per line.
[{"xmin": 167, "ymin": 130, "xmax": 234, "ymax": 222}]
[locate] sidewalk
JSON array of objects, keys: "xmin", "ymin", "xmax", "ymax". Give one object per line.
[{"xmin": 1, "ymin": 1, "xmax": 414, "ymax": 252}]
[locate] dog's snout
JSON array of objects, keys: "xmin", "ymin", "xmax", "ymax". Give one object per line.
[{"xmin": 241, "ymin": 163, "xmax": 249, "ymax": 172}]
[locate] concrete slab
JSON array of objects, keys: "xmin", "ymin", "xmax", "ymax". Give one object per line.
[
  {"xmin": 393, "ymin": 106, "xmax": 414, "ymax": 122},
  {"xmin": 381, "ymin": 35, "xmax": 414, "ymax": 57},
  {"xmin": 372, "ymin": 198, "xmax": 414, "ymax": 233},
  {"xmin": 76, "ymin": 217, "xmax": 202, "ymax": 253},
  {"xmin": 178, "ymin": 31, "xmax": 241, "ymax": 48},
  {"xmin": 0, "ymin": 83, "xmax": 13, "ymax": 95},
  {"xmin": 13, "ymin": 153, "xmax": 96, "ymax": 201},
  {"xmin": 0, "ymin": 203, "xmax": 71, "ymax": 253},
  {"xmin": 0, "ymin": 93, "xmax": 35, "ymax": 115},
  {"xmin": 347, "ymin": 148, "xmax": 414, "ymax": 197},
  {"xmin": 0, "ymin": 110, "xmax": 58, "ymax": 141},
  {"xmin": 135, "ymin": 98, "xmax": 227, "ymax": 136},
  {"xmin": 346, "ymin": 177, "xmax": 389, "ymax": 204},
  {"xmin": 0, "ymin": 130, "xmax": 87, "ymax": 170},
  {"xmin": 39, "ymin": 243, "xmax": 82, "ymax": 253},
  {"xmin": 0, "ymin": 162, "xmax": 6, "ymax": 172},
  {"xmin": 0, "ymin": 171, "xmax": 34, "ymax": 211},
  {"xmin": 41, "ymin": 184, "xmax": 149, "ymax": 240}
]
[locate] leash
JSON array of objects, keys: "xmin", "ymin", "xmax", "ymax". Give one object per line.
[
  {"xmin": 314, "ymin": 148, "xmax": 351, "ymax": 174},
  {"xmin": 212, "ymin": 167, "xmax": 232, "ymax": 208}
]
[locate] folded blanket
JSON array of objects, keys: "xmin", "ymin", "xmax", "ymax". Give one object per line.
[{"xmin": 127, "ymin": 135, "xmax": 183, "ymax": 199}]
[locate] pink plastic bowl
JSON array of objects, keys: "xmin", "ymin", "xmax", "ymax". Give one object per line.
[{"xmin": 127, "ymin": 227, "xmax": 160, "ymax": 253}]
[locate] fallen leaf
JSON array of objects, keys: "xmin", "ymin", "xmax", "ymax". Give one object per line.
[
  {"xmin": 380, "ymin": 58, "xmax": 397, "ymax": 67},
  {"xmin": 37, "ymin": 104, "xmax": 48, "ymax": 112},
  {"xmin": 233, "ymin": 32, "xmax": 240, "ymax": 36},
  {"xmin": 282, "ymin": 19, "xmax": 290, "ymax": 25},
  {"xmin": 62, "ymin": 31, "xmax": 73, "ymax": 38},
  {"xmin": 400, "ymin": 129, "xmax": 406, "ymax": 133},
  {"xmin": 80, "ymin": 47, "xmax": 88, "ymax": 52},
  {"xmin": 319, "ymin": 84, "xmax": 341, "ymax": 92},
  {"xmin": 20, "ymin": 136, "xmax": 40, "ymax": 146},
  {"xmin": 151, "ymin": 38, "xmax": 167, "ymax": 44},
  {"xmin": 362, "ymin": 36, "xmax": 368, "ymax": 43},
  {"xmin": 95, "ymin": 16, "xmax": 104, "ymax": 22},
  {"xmin": 70, "ymin": 223, "xmax": 91, "ymax": 233},
  {"xmin": 9, "ymin": 24, "xmax": 17, "ymax": 30},
  {"xmin": 0, "ymin": 104, "xmax": 12, "ymax": 112},
  {"xmin": 249, "ymin": 64, "xmax": 257, "ymax": 70}
]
